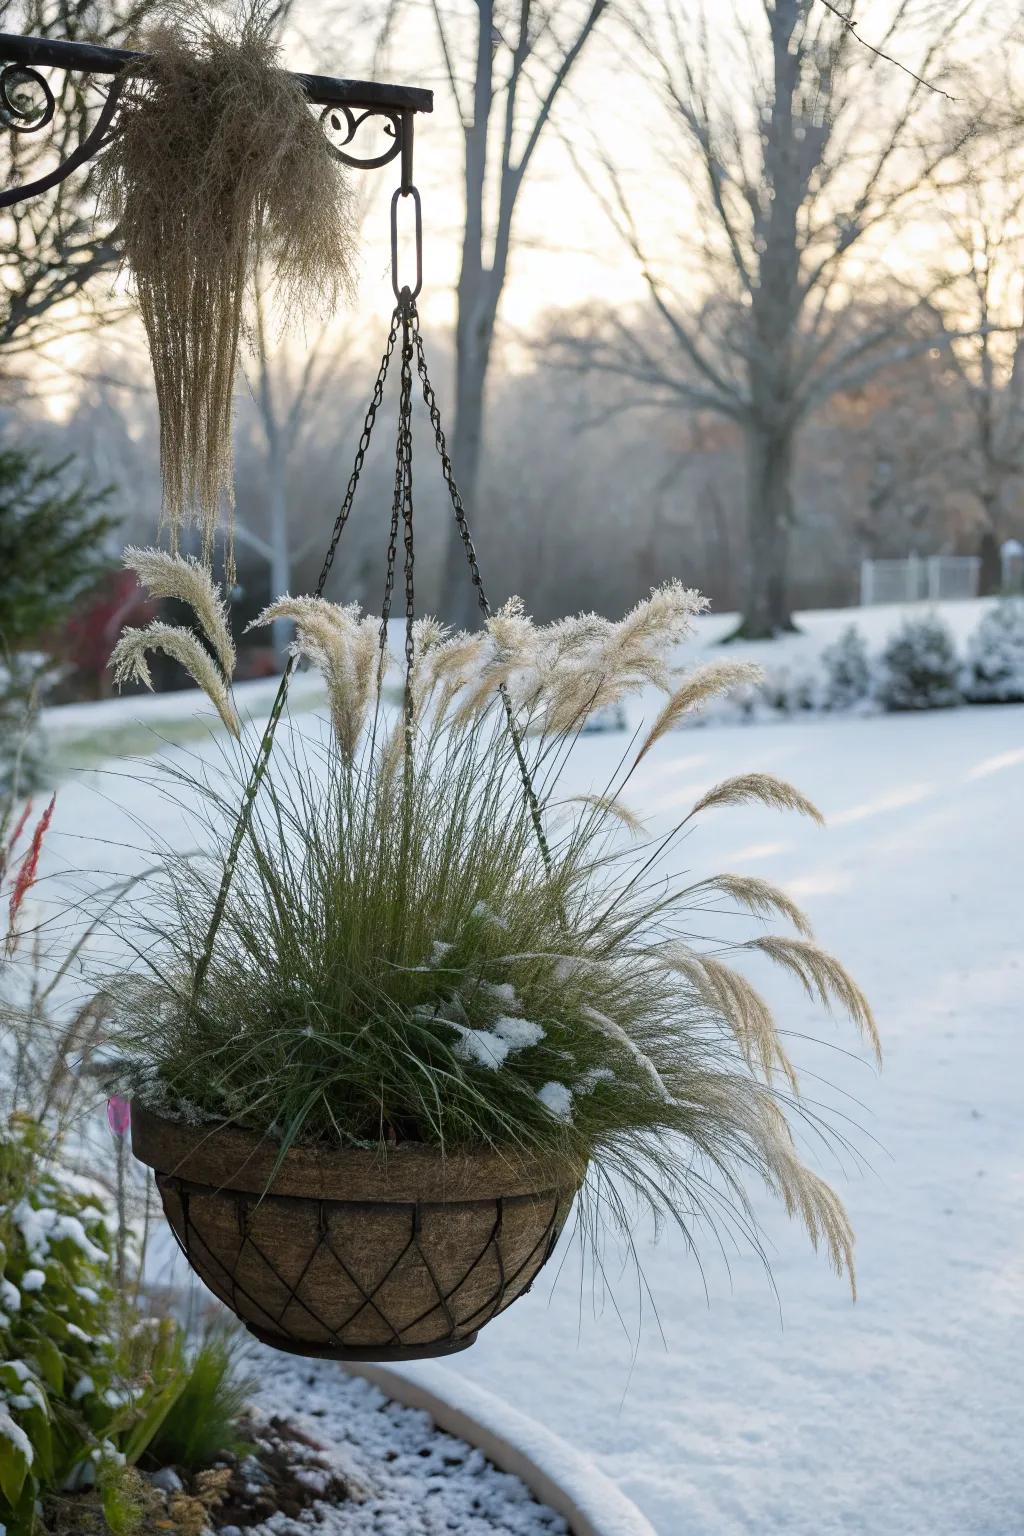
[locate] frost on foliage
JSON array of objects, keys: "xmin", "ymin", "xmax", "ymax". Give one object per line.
[
  {"xmin": 0, "ymin": 1280, "xmax": 19, "ymax": 1313},
  {"xmin": 878, "ymin": 614, "xmax": 961, "ymax": 711},
  {"xmin": 821, "ymin": 624, "xmax": 872, "ymax": 711},
  {"xmin": 19, "ymin": 1270, "xmax": 44, "ymax": 1294},
  {"xmin": 471, "ymin": 900, "xmax": 508, "ymax": 931},
  {"xmin": 964, "ymin": 600, "xmax": 1024, "ymax": 703}
]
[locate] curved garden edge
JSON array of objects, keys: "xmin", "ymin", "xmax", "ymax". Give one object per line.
[{"xmin": 345, "ymin": 1361, "xmax": 658, "ymax": 1536}]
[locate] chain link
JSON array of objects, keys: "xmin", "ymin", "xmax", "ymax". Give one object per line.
[{"xmin": 196, "ymin": 293, "xmax": 557, "ymax": 1001}]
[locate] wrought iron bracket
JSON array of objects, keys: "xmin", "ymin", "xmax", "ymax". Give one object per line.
[{"xmin": 0, "ymin": 31, "xmax": 433, "ymax": 210}]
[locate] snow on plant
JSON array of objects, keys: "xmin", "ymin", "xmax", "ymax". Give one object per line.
[
  {"xmin": 107, "ymin": 555, "xmax": 880, "ymax": 1296},
  {"xmin": 963, "ymin": 599, "xmax": 1024, "ymax": 703},
  {"xmin": 0, "ymin": 1117, "xmax": 141, "ymax": 1531},
  {"xmin": 0, "ymin": 1115, "xmax": 254, "ymax": 1534},
  {"xmin": 877, "ymin": 613, "xmax": 962, "ymax": 711},
  {"xmin": 821, "ymin": 625, "xmax": 872, "ymax": 711}
]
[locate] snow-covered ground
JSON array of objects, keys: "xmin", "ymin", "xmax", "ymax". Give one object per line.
[
  {"xmin": 23, "ymin": 595, "xmax": 1024, "ymax": 1536},
  {"xmin": 413, "ymin": 699, "xmax": 1024, "ymax": 1536}
]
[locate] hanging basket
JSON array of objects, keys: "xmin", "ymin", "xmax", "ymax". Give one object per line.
[{"xmin": 131, "ymin": 1104, "xmax": 582, "ymax": 1361}]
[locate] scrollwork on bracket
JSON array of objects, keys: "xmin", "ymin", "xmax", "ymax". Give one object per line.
[
  {"xmin": 0, "ymin": 62, "xmax": 56, "ymax": 134},
  {"xmin": 320, "ymin": 103, "xmax": 403, "ymax": 171},
  {"xmin": 1, "ymin": 75, "xmax": 123, "ymax": 210}
]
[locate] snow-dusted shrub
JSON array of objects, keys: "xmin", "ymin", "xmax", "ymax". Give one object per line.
[
  {"xmin": 963, "ymin": 600, "xmax": 1024, "ymax": 703},
  {"xmin": 877, "ymin": 614, "xmax": 962, "ymax": 711},
  {"xmin": 759, "ymin": 664, "xmax": 820, "ymax": 715},
  {"xmin": 0, "ymin": 1120, "xmax": 251, "ymax": 1534},
  {"xmin": 0, "ymin": 1118, "xmax": 137, "ymax": 1532},
  {"xmin": 821, "ymin": 625, "xmax": 872, "ymax": 711}
]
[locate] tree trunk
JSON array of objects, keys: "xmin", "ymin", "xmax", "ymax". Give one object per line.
[
  {"xmin": 731, "ymin": 424, "xmax": 798, "ymax": 639},
  {"xmin": 978, "ymin": 526, "xmax": 1001, "ymax": 596},
  {"xmin": 268, "ymin": 456, "xmax": 292, "ymax": 661},
  {"xmin": 441, "ymin": 279, "xmax": 495, "ymax": 628}
]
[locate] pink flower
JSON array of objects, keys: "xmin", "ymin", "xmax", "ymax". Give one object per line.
[{"xmin": 107, "ymin": 1097, "xmax": 131, "ymax": 1137}]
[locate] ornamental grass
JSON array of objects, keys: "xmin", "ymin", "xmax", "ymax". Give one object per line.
[{"xmin": 107, "ymin": 553, "xmax": 879, "ymax": 1294}]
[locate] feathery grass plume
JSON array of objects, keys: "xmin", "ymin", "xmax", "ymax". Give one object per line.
[
  {"xmin": 746, "ymin": 936, "xmax": 882, "ymax": 1063},
  {"xmin": 98, "ymin": 2, "xmax": 355, "ymax": 573},
  {"xmin": 635, "ymin": 661, "xmax": 762, "ymax": 764},
  {"xmin": 682, "ymin": 873, "xmax": 813, "ymax": 937},
  {"xmin": 661, "ymin": 946, "xmax": 799, "ymax": 1091},
  {"xmin": 248, "ymin": 597, "xmax": 383, "ymax": 759},
  {"xmin": 688, "ymin": 772, "xmax": 825, "ymax": 825},
  {"xmin": 123, "ymin": 546, "xmax": 236, "ymax": 678},
  {"xmin": 98, "ymin": 580, "xmax": 877, "ymax": 1304},
  {"xmin": 110, "ymin": 623, "xmax": 240, "ymax": 737}
]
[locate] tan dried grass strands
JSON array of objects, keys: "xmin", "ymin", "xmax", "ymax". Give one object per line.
[
  {"xmin": 765, "ymin": 1132, "xmax": 857, "ymax": 1297},
  {"xmin": 124, "ymin": 546, "xmax": 235, "ymax": 677},
  {"xmin": 746, "ymin": 936, "xmax": 882, "ymax": 1063},
  {"xmin": 662, "ymin": 945, "xmax": 799, "ymax": 1090},
  {"xmin": 635, "ymin": 660, "xmax": 762, "ymax": 765},
  {"xmin": 688, "ymin": 772, "xmax": 825, "ymax": 825},
  {"xmin": 99, "ymin": 5, "xmax": 355, "ymax": 575},
  {"xmin": 110, "ymin": 622, "xmax": 240, "ymax": 737}
]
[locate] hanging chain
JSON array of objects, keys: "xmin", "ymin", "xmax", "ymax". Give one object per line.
[
  {"xmin": 192, "ymin": 309, "xmax": 402, "ymax": 1002},
  {"xmin": 407, "ymin": 303, "xmax": 555, "ymax": 878},
  {"xmin": 194, "ymin": 178, "xmax": 557, "ymax": 1000}
]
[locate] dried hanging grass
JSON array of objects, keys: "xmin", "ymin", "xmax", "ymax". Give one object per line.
[{"xmin": 100, "ymin": 2, "xmax": 355, "ymax": 575}]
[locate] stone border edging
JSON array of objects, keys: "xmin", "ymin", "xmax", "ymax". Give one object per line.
[{"xmin": 346, "ymin": 1361, "xmax": 658, "ymax": 1536}]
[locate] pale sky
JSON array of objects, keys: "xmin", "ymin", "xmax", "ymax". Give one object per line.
[{"xmin": 37, "ymin": 0, "xmax": 1021, "ymax": 410}]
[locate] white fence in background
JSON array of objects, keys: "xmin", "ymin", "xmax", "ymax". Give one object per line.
[{"xmin": 860, "ymin": 553, "xmax": 980, "ymax": 606}]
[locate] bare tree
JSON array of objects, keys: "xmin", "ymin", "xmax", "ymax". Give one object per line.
[
  {"xmin": 0, "ymin": 1, "xmax": 160, "ymax": 367},
  {"xmin": 233, "ymin": 283, "xmax": 362, "ymax": 657},
  {"xmin": 559, "ymin": 0, "xmax": 992, "ymax": 636},
  {"xmin": 929, "ymin": 150, "xmax": 1024, "ymax": 591},
  {"xmin": 427, "ymin": 0, "xmax": 608, "ymax": 625}
]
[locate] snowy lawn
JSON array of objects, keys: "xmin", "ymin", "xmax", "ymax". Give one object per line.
[
  {"xmin": 410, "ymin": 701, "xmax": 1024, "ymax": 1536},
  {"xmin": 26, "ymin": 599, "xmax": 1023, "ymax": 1536}
]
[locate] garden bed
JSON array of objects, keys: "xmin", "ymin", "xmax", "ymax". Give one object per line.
[{"xmin": 44, "ymin": 1356, "xmax": 573, "ymax": 1536}]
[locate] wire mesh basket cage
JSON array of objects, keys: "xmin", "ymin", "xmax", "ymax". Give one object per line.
[{"xmin": 132, "ymin": 1104, "xmax": 582, "ymax": 1360}]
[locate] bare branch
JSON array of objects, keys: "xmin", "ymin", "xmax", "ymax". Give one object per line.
[{"xmin": 816, "ymin": 0, "xmax": 955, "ymax": 99}]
